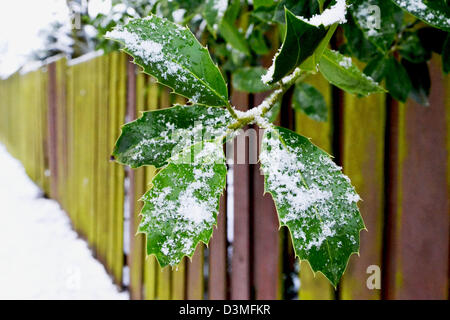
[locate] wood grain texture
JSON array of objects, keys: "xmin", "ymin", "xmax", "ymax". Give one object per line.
[
  {"xmin": 208, "ymin": 194, "xmax": 228, "ymax": 300},
  {"xmin": 385, "ymin": 58, "xmax": 449, "ymax": 300},
  {"xmin": 230, "ymin": 89, "xmax": 251, "ymax": 300},
  {"xmin": 187, "ymin": 246, "xmax": 204, "ymax": 300},
  {"xmin": 252, "ymin": 91, "xmax": 282, "ymax": 300},
  {"xmin": 340, "ymin": 89, "xmax": 385, "ymax": 300}
]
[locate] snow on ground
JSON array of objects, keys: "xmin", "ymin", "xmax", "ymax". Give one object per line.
[{"xmin": 0, "ymin": 144, "xmax": 128, "ymax": 300}]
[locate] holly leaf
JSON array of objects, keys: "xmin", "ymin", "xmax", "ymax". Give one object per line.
[
  {"xmin": 300, "ymin": 23, "xmax": 337, "ymax": 73},
  {"xmin": 232, "ymin": 67, "xmax": 275, "ymax": 93},
  {"xmin": 402, "ymin": 60, "xmax": 431, "ymax": 106},
  {"xmin": 262, "ymin": 8, "xmax": 327, "ymax": 84},
  {"xmin": 351, "ymin": 0, "xmax": 403, "ymax": 52},
  {"xmin": 385, "ymin": 57, "xmax": 412, "ymax": 102},
  {"xmin": 113, "ymin": 104, "xmax": 232, "ymax": 168},
  {"xmin": 139, "ymin": 140, "xmax": 227, "ymax": 267},
  {"xmin": 318, "ymin": 49, "xmax": 385, "ymax": 96},
  {"xmin": 265, "ymin": 100, "xmax": 282, "ymax": 123},
  {"xmin": 204, "ymin": 0, "xmax": 228, "ymax": 37},
  {"xmin": 248, "ymin": 28, "xmax": 270, "ymax": 55},
  {"xmin": 254, "ymin": 0, "xmax": 274, "ymax": 9},
  {"xmin": 259, "ymin": 126, "xmax": 364, "ymax": 286},
  {"xmin": 390, "ymin": 0, "xmax": 450, "ymax": 31},
  {"xmin": 106, "ymin": 16, "xmax": 228, "ymax": 106},
  {"xmin": 398, "ymin": 32, "xmax": 432, "ymax": 63},
  {"xmin": 442, "ymin": 34, "xmax": 450, "ymax": 74},
  {"xmin": 292, "ymin": 82, "xmax": 328, "ymax": 122},
  {"xmin": 342, "ymin": 14, "xmax": 381, "ymax": 62},
  {"xmin": 218, "ymin": 18, "xmax": 250, "ymax": 55},
  {"xmin": 363, "ymin": 55, "xmax": 388, "ymax": 83}
]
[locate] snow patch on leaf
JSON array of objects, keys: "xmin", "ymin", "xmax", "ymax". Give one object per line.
[{"xmin": 300, "ymin": 0, "xmax": 348, "ymax": 27}]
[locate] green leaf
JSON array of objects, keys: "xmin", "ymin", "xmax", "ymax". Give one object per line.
[
  {"xmin": 113, "ymin": 104, "xmax": 232, "ymax": 168},
  {"xmin": 351, "ymin": 0, "xmax": 403, "ymax": 52},
  {"xmin": 417, "ymin": 27, "xmax": 448, "ymax": 54},
  {"xmin": 300, "ymin": 23, "xmax": 337, "ymax": 72},
  {"xmin": 218, "ymin": 18, "xmax": 250, "ymax": 55},
  {"xmin": 260, "ymin": 126, "xmax": 364, "ymax": 286},
  {"xmin": 292, "ymin": 82, "xmax": 328, "ymax": 122},
  {"xmin": 272, "ymin": 0, "xmax": 321, "ymax": 24},
  {"xmin": 398, "ymin": 32, "xmax": 432, "ymax": 63},
  {"xmin": 265, "ymin": 100, "xmax": 282, "ymax": 123},
  {"xmin": 263, "ymin": 8, "xmax": 327, "ymax": 84},
  {"xmin": 390, "ymin": 0, "xmax": 450, "ymax": 31},
  {"xmin": 106, "ymin": 16, "xmax": 228, "ymax": 106},
  {"xmin": 319, "ymin": 49, "xmax": 385, "ymax": 96},
  {"xmin": 232, "ymin": 67, "xmax": 274, "ymax": 93},
  {"xmin": 402, "ymin": 60, "xmax": 431, "ymax": 106},
  {"xmin": 204, "ymin": 0, "xmax": 228, "ymax": 37},
  {"xmin": 442, "ymin": 34, "xmax": 450, "ymax": 73},
  {"xmin": 342, "ymin": 14, "xmax": 381, "ymax": 62},
  {"xmin": 385, "ymin": 57, "xmax": 412, "ymax": 102},
  {"xmin": 139, "ymin": 140, "xmax": 227, "ymax": 267},
  {"xmin": 254, "ymin": 0, "xmax": 274, "ymax": 9},
  {"xmin": 363, "ymin": 55, "xmax": 388, "ymax": 83},
  {"xmin": 248, "ymin": 28, "xmax": 270, "ymax": 55}
]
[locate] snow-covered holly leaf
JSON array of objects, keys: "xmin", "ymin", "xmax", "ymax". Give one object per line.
[
  {"xmin": 259, "ymin": 126, "xmax": 365, "ymax": 286},
  {"xmin": 106, "ymin": 16, "xmax": 228, "ymax": 106},
  {"xmin": 319, "ymin": 49, "xmax": 385, "ymax": 96},
  {"xmin": 262, "ymin": 8, "xmax": 327, "ymax": 84},
  {"xmin": 292, "ymin": 82, "xmax": 328, "ymax": 122},
  {"xmin": 351, "ymin": 0, "xmax": 403, "ymax": 52},
  {"xmin": 139, "ymin": 140, "xmax": 227, "ymax": 267},
  {"xmin": 204, "ymin": 0, "xmax": 228, "ymax": 37},
  {"xmin": 232, "ymin": 67, "xmax": 274, "ymax": 93},
  {"xmin": 390, "ymin": 0, "xmax": 450, "ymax": 32},
  {"xmin": 113, "ymin": 104, "xmax": 232, "ymax": 168}
]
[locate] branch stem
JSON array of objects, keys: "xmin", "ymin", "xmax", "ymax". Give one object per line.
[{"xmin": 227, "ymin": 67, "xmax": 305, "ymax": 130}]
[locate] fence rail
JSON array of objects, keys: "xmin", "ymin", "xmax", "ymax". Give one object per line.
[{"xmin": 0, "ymin": 51, "xmax": 448, "ymax": 299}]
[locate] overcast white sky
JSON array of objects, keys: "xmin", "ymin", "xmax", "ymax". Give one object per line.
[
  {"xmin": 0, "ymin": 0, "xmax": 70, "ymax": 77},
  {"xmin": 0, "ymin": 0, "xmax": 112, "ymax": 78}
]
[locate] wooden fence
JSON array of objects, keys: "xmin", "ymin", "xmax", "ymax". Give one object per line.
[{"xmin": 0, "ymin": 51, "xmax": 448, "ymax": 300}]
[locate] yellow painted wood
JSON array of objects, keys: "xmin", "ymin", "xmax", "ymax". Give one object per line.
[
  {"xmin": 295, "ymin": 73, "xmax": 335, "ymax": 300},
  {"xmin": 107, "ymin": 52, "xmax": 119, "ymax": 275},
  {"xmin": 96, "ymin": 55, "xmax": 110, "ymax": 263},
  {"xmin": 187, "ymin": 245, "xmax": 204, "ymax": 300},
  {"xmin": 113, "ymin": 52, "xmax": 127, "ymax": 286},
  {"xmin": 340, "ymin": 90, "xmax": 385, "ymax": 300}
]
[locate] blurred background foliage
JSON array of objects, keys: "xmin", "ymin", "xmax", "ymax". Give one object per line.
[{"xmin": 31, "ymin": 0, "xmax": 449, "ymax": 108}]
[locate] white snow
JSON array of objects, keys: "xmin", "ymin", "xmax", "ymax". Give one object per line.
[
  {"xmin": 339, "ymin": 56, "xmax": 352, "ymax": 68},
  {"xmin": 212, "ymin": 0, "xmax": 228, "ymax": 31},
  {"xmin": 303, "ymin": 0, "xmax": 347, "ymax": 27},
  {"xmin": 0, "ymin": 144, "xmax": 128, "ymax": 300}
]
